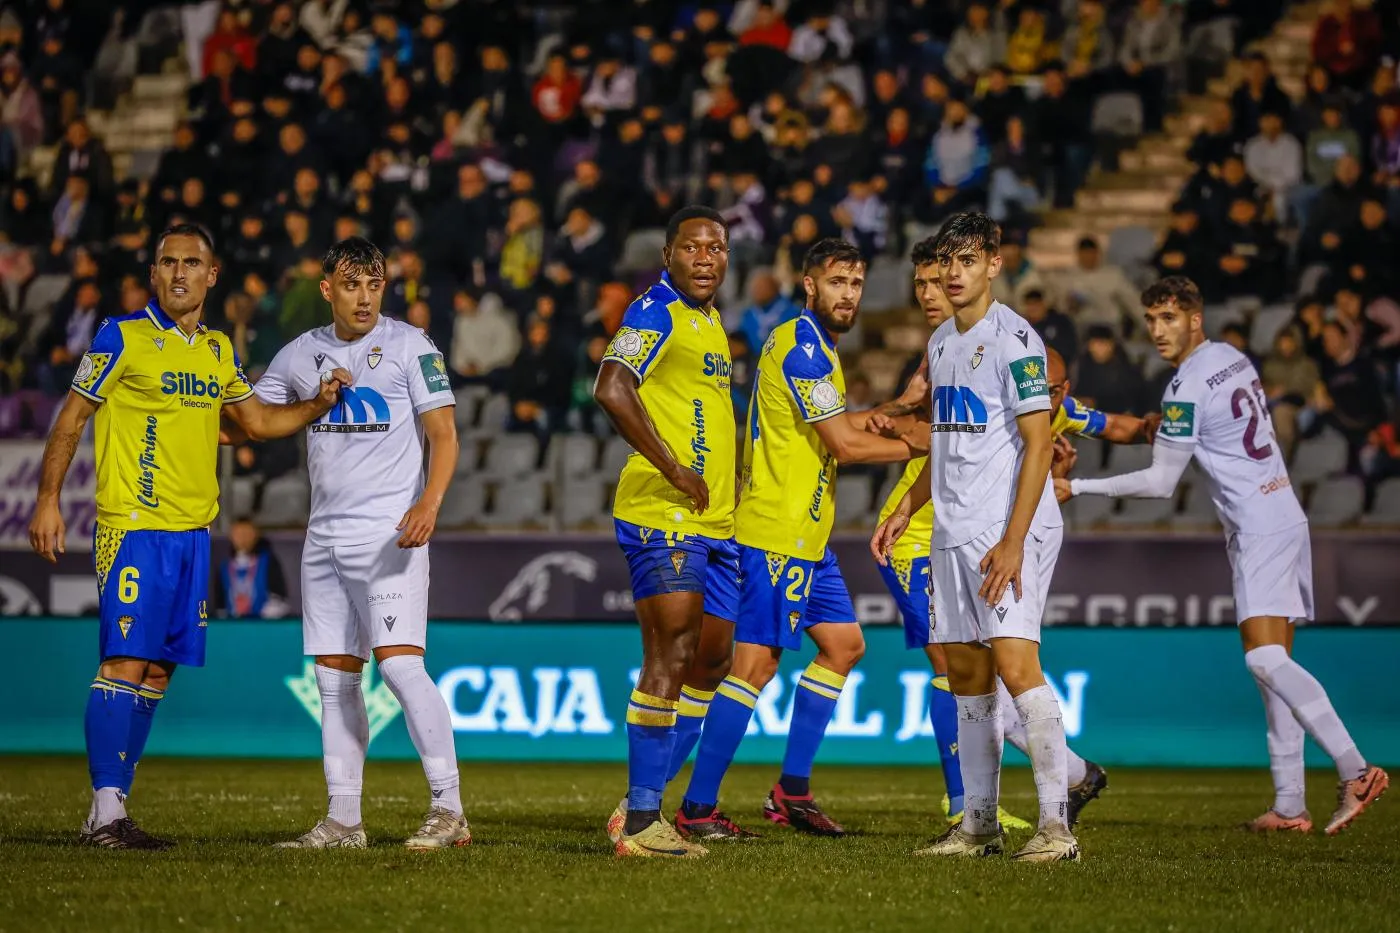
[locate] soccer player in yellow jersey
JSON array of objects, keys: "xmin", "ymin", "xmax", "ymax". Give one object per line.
[
  {"xmin": 677, "ymin": 238, "xmax": 926, "ymax": 838},
  {"xmin": 594, "ymin": 207, "xmax": 740, "ymax": 858},
  {"xmin": 27, "ymin": 224, "xmax": 349, "ymax": 849}
]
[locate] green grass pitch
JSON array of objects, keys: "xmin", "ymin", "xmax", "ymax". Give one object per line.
[{"xmin": 1, "ymin": 757, "xmax": 1396, "ymax": 932}]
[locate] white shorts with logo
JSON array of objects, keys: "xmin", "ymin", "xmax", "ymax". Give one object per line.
[
  {"xmin": 301, "ymin": 534, "xmax": 430, "ymax": 659},
  {"xmin": 1227, "ymin": 523, "xmax": 1314, "ymax": 624},
  {"xmin": 931, "ymin": 522, "xmax": 1061, "ymax": 646}
]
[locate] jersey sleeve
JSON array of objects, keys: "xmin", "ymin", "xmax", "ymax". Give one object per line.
[
  {"xmin": 601, "ymin": 296, "xmax": 674, "ymax": 382},
  {"xmin": 406, "ymin": 330, "xmax": 455, "ymax": 414},
  {"xmin": 70, "ymin": 318, "xmax": 127, "ymax": 404},
  {"xmin": 1058, "ymin": 395, "xmax": 1108, "ymax": 438},
  {"xmin": 780, "ymin": 342, "xmax": 846, "ymax": 423},
  {"xmin": 1000, "ymin": 328, "xmax": 1051, "ymax": 416},
  {"xmin": 1156, "ymin": 376, "xmax": 1204, "ymax": 451},
  {"xmin": 253, "ymin": 340, "xmax": 301, "ymax": 405},
  {"xmin": 220, "ymin": 337, "xmax": 255, "ymax": 405}
]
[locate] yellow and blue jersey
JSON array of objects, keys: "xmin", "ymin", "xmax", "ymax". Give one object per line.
[
  {"xmin": 73, "ymin": 301, "xmax": 253, "ymax": 532},
  {"xmin": 736, "ymin": 310, "xmax": 846, "ymax": 561},
  {"xmin": 603, "ymin": 271, "xmax": 735, "ymax": 539}
]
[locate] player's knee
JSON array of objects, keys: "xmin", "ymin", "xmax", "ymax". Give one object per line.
[
  {"xmin": 1244, "ymin": 643, "xmax": 1289, "ymax": 685},
  {"xmin": 731, "ymin": 650, "xmax": 779, "ymax": 689},
  {"xmin": 98, "ymin": 658, "xmax": 149, "ymax": 685},
  {"xmin": 141, "ymin": 668, "xmax": 172, "ymax": 691},
  {"xmin": 689, "ymin": 645, "xmax": 732, "ymax": 692},
  {"xmin": 822, "ymin": 638, "xmax": 865, "ymax": 675}
]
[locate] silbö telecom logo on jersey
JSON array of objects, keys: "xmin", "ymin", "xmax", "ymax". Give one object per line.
[{"xmin": 314, "ymin": 386, "xmax": 392, "ymax": 433}]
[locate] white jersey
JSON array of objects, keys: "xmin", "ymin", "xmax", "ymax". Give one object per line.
[
  {"xmin": 255, "ymin": 316, "xmax": 455, "ymax": 547},
  {"xmin": 926, "ymin": 301, "xmax": 1060, "ymax": 549},
  {"xmin": 1156, "ymin": 341, "xmax": 1305, "ymax": 535}
]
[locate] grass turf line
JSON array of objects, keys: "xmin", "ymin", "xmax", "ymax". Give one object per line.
[{"xmin": 1, "ymin": 757, "xmax": 1397, "ymax": 932}]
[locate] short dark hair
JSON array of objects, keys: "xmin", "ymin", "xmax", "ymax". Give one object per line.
[
  {"xmin": 933, "ymin": 211, "xmax": 1001, "ymax": 258},
  {"xmin": 910, "ymin": 235, "xmax": 940, "ymax": 267},
  {"xmin": 802, "ymin": 237, "xmax": 865, "ymax": 276},
  {"xmin": 665, "ymin": 205, "xmax": 729, "ymax": 245},
  {"xmin": 1141, "ymin": 276, "xmax": 1204, "ymax": 313},
  {"xmin": 157, "ymin": 222, "xmax": 216, "ymax": 256},
  {"xmin": 322, "ymin": 236, "xmax": 386, "ymax": 278}
]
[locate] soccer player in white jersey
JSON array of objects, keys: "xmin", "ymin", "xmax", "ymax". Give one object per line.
[
  {"xmin": 872, "ymin": 213, "xmax": 1079, "ymax": 862},
  {"xmin": 255, "ymin": 238, "xmax": 470, "ymax": 849},
  {"xmin": 1057, "ymin": 276, "xmax": 1389, "ymax": 836}
]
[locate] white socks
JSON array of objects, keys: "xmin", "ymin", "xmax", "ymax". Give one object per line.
[
  {"xmin": 1012, "ymin": 685, "xmax": 1070, "ymax": 831},
  {"xmin": 1245, "ymin": 645, "xmax": 1366, "ymax": 782},
  {"xmin": 316, "ymin": 664, "xmax": 369, "ymax": 827},
  {"xmin": 90, "ymin": 787, "xmax": 127, "ymax": 828},
  {"xmin": 997, "ymin": 678, "xmax": 1087, "ymax": 786},
  {"xmin": 1253, "ymin": 676, "xmax": 1307, "ymax": 817},
  {"xmin": 378, "ymin": 655, "xmax": 463, "ymax": 815},
  {"xmin": 955, "ymin": 692, "xmax": 1004, "ymax": 837}
]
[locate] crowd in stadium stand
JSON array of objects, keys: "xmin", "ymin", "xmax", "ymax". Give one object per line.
[{"xmin": 1, "ymin": 0, "xmax": 1399, "ymax": 499}]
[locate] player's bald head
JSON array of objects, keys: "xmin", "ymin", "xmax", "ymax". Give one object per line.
[{"xmin": 1046, "ymin": 346, "xmax": 1067, "ymax": 387}]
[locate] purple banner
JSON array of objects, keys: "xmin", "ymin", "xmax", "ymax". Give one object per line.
[{"xmin": 3, "ymin": 532, "xmax": 1398, "ymax": 626}]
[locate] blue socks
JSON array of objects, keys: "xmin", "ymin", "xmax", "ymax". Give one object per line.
[
  {"xmin": 122, "ymin": 685, "xmax": 164, "ymax": 794},
  {"xmin": 780, "ymin": 662, "xmax": 846, "ymax": 791},
  {"xmin": 929, "ymin": 674, "xmax": 964, "ymax": 815},
  {"xmin": 86, "ymin": 678, "xmax": 141, "ymax": 792},
  {"xmin": 667, "ymin": 685, "xmax": 714, "ymax": 782},
  {"xmin": 683, "ymin": 675, "xmax": 760, "ymax": 808},
  {"xmin": 625, "ymin": 689, "xmax": 677, "ymax": 827}
]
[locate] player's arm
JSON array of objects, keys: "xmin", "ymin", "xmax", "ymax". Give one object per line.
[
  {"xmin": 862, "ymin": 358, "xmax": 931, "ymax": 437},
  {"xmin": 870, "ymin": 457, "xmax": 932, "ymax": 565},
  {"xmin": 1059, "ymin": 439, "xmax": 1193, "ymax": 502},
  {"xmin": 28, "ymin": 391, "xmax": 99, "ymax": 562},
  {"xmin": 813, "ymin": 412, "xmax": 924, "ymax": 464},
  {"xmin": 397, "ymin": 406, "xmax": 457, "ymax": 548},
  {"xmin": 224, "ymin": 367, "xmax": 351, "ymax": 440},
  {"xmin": 593, "ymin": 361, "xmax": 708, "ymax": 512}
]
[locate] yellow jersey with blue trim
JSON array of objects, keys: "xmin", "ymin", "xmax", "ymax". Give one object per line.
[
  {"xmin": 71, "ymin": 302, "xmax": 254, "ymax": 531},
  {"xmin": 875, "ymin": 395, "xmax": 1109, "ymax": 561},
  {"xmin": 603, "ymin": 271, "xmax": 735, "ymax": 538},
  {"xmin": 736, "ymin": 311, "xmax": 846, "ymax": 561}
]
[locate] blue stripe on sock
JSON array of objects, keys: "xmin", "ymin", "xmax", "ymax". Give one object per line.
[
  {"xmin": 781, "ymin": 676, "xmax": 842, "ymax": 781},
  {"xmin": 86, "ymin": 678, "xmax": 140, "ymax": 791}
]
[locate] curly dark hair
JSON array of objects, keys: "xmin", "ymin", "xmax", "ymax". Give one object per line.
[
  {"xmin": 933, "ymin": 212, "xmax": 1001, "ymax": 258},
  {"xmin": 1141, "ymin": 276, "xmax": 1203, "ymax": 312},
  {"xmin": 665, "ymin": 205, "xmax": 729, "ymax": 245},
  {"xmin": 322, "ymin": 236, "xmax": 386, "ymax": 279},
  {"xmin": 909, "ymin": 235, "xmax": 940, "ymax": 267},
  {"xmin": 802, "ymin": 237, "xmax": 865, "ymax": 276}
]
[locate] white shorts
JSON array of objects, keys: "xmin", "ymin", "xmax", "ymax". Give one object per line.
[
  {"xmin": 1227, "ymin": 524, "xmax": 1314, "ymax": 624},
  {"xmin": 301, "ymin": 535, "xmax": 430, "ymax": 659},
  {"xmin": 931, "ymin": 522, "xmax": 1059, "ymax": 645}
]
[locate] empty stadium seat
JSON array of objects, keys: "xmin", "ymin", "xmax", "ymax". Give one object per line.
[
  {"xmin": 1091, "ymin": 92, "xmax": 1144, "ymax": 137},
  {"xmin": 1104, "ymin": 495, "xmax": 1178, "ymax": 527},
  {"xmin": 481, "ymin": 476, "xmax": 548, "ymax": 528},
  {"xmin": 1106, "ymin": 442, "xmax": 1153, "ymax": 474},
  {"xmin": 601, "ymin": 435, "xmax": 634, "ymax": 477},
  {"xmin": 1171, "ymin": 484, "xmax": 1222, "ymax": 530},
  {"xmin": 616, "ymin": 229, "xmax": 666, "ymax": 275},
  {"xmin": 466, "ymin": 393, "xmax": 510, "ymax": 440},
  {"xmin": 481, "ymin": 434, "xmax": 540, "ymax": 479},
  {"xmin": 453, "ymin": 385, "xmax": 490, "ymax": 427},
  {"xmin": 1250, "ymin": 304, "xmax": 1295, "ymax": 356},
  {"xmin": 860, "ymin": 255, "xmax": 908, "ymax": 313},
  {"xmin": 256, "ymin": 472, "xmax": 311, "ymax": 526},
  {"xmin": 223, "ymin": 475, "xmax": 257, "ymax": 521},
  {"xmin": 834, "ymin": 475, "xmax": 874, "ymax": 529},
  {"xmin": 1290, "ymin": 429, "xmax": 1348, "ymax": 485},
  {"xmin": 557, "ymin": 476, "xmax": 609, "ymax": 529},
  {"xmin": 1106, "ymin": 225, "xmax": 1158, "ymax": 274},
  {"xmin": 546, "ymin": 433, "xmax": 599, "ymax": 478},
  {"xmin": 1361, "ymin": 478, "xmax": 1400, "ymax": 527},
  {"xmin": 438, "ymin": 476, "xmax": 487, "ymax": 528},
  {"xmin": 1063, "ymin": 493, "xmax": 1115, "ymax": 529},
  {"xmin": 1307, "ymin": 476, "xmax": 1364, "ymax": 528}
]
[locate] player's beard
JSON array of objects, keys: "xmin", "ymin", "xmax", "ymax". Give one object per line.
[{"xmin": 813, "ymin": 292, "xmax": 858, "ymax": 334}]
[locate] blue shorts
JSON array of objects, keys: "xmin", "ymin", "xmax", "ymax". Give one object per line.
[
  {"xmin": 615, "ymin": 520, "xmax": 740, "ymax": 622},
  {"xmin": 736, "ymin": 545, "xmax": 856, "ymax": 651},
  {"xmin": 877, "ymin": 556, "xmax": 933, "ymax": 650},
  {"xmin": 95, "ymin": 525, "xmax": 210, "ymax": 667}
]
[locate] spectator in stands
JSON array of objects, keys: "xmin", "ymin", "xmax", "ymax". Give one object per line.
[
  {"xmin": 570, "ymin": 332, "xmax": 611, "ymax": 435},
  {"xmin": 871, "ymin": 105, "xmax": 922, "ymax": 207},
  {"xmin": 1118, "ymin": 0, "xmax": 1181, "ymax": 133},
  {"xmin": 1231, "ymin": 52, "xmax": 1292, "ymax": 139},
  {"xmin": 0, "ymin": 51, "xmax": 42, "ymax": 181},
  {"xmin": 1217, "ymin": 195, "xmax": 1285, "ymax": 302},
  {"xmin": 1219, "ymin": 321, "xmax": 1260, "ymax": 369},
  {"xmin": 50, "ymin": 174, "xmax": 104, "ymax": 257},
  {"xmin": 919, "ymin": 94, "xmax": 989, "ymax": 223},
  {"xmin": 37, "ymin": 276, "xmax": 100, "ymax": 394},
  {"xmin": 1187, "ymin": 98, "xmax": 1242, "ymax": 177},
  {"xmin": 499, "ymin": 196, "xmax": 545, "ymax": 300},
  {"xmin": 222, "ymin": 290, "xmax": 279, "ymax": 377},
  {"xmin": 1244, "ymin": 110, "xmax": 1303, "ymax": 223},
  {"xmin": 277, "ymin": 253, "xmax": 328, "ymax": 338},
  {"xmin": 1062, "ymin": 0, "xmax": 1116, "ymax": 80},
  {"xmin": 1299, "ymin": 154, "xmax": 1373, "ymax": 273},
  {"xmin": 991, "ymin": 228, "xmax": 1047, "ymax": 308},
  {"xmin": 737, "ymin": 269, "xmax": 800, "ymax": 355},
  {"xmin": 1312, "ymin": 0, "xmax": 1383, "ymax": 92},
  {"xmin": 1341, "ymin": 197, "xmax": 1397, "ymax": 296},
  {"xmin": 1262, "ymin": 325, "xmax": 1322, "ymax": 462},
  {"xmin": 1004, "ymin": 5, "xmax": 1054, "ymax": 76},
  {"xmin": 739, "ymin": 3, "xmax": 792, "ymax": 50},
  {"xmin": 1371, "ymin": 95, "xmax": 1400, "ymax": 212},
  {"xmin": 1066, "ymin": 237, "xmax": 1142, "ymax": 339},
  {"xmin": 532, "ymin": 52, "xmax": 583, "ymax": 140},
  {"xmin": 2, "ymin": 178, "xmax": 45, "ymax": 247},
  {"xmin": 547, "ymin": 206, "xmax": 611, "ymax": 310},
  {"xmin": 49, "ymin": 117, "xmax": 112, "ymax": 201},
  {"xmin": 203, "ymin": 7, "xmax": 256, "ymax": 78},
  {"xmin": 581, "ymin": 51, "xmax": 638, "ymax": 130},
  {"xmin": 31, "ymin": 29, "xmax": 82, "ymax": 144},
  {"xmin": 1297, "ymin": 99, "xmax": 1364, "ymax": 226},
  {"xmin": 1317, "ymin": 319, "xmax": 1388, "ymax": 464},
  {"xmin": 834, "ymin": 177, "xmax": 888, "ymax": 256},
  {"xmin": 1154, "ymin": 202, "xmax": 1217, "ymax": 293},
  {"xmin": 1021, "ymin": 287, "xmax": 1080, "ymax": 368},
  {"xmin": 215, "ymin": 518, "xmax": 289, "ymax": 619},
  {"xmin": 507, "ymin": 316, "xmax": 571, "ymax": 441},
  {"xmin": 946, "ymin": 2, "xmax": 1005, "ymax": 86},
  {"xmin": 1030, "ymin": 63, "xmax": 1094, "ymax": 209},
  {"xmin": 987, "ymin": 114, "xmax": 1042, "ymax": 224},
  {"xmin": 976, "ymin": 66, "xmax": 1027, "ymax": 146},
  {"xmin": 1075, "ymin": 324, "xmax": 1147, "ymax": 414},
  {"xmin": 1187, "ymin": 153, "xmax": 1263, "ymax": 231},
  {"xmin": 788, "ymin": 8, "xmax": 855, "ymax": 64},
  {"xmin": 451, "ymin": 289, "xmax": 518, "ymax": 388}
]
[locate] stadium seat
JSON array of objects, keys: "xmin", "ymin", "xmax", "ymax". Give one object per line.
[
  {"xmin": 438, "ymin": 476, "xmax": 487, "ymax": 528},
  {"xmin": 481, "ymin": 475, "xmax": 548, "ymax": 528},
  {"xmin": 860, "ymin": 255, "xmax": 907, "ymax": 313},
  {"xmin": 1289, "ymin": 429, "xmax": 1348, "ymax": 485},
  {"xmin": 1307, "ymin": 476, "xmax": 1364, "ymax": 528},
  {"xmin": 1361, "ymin": 477, "xmax": 1400, "ymax": 527},
  {"xmin": 256, "ymin": 472, "xmax": 311, "ymax": 527},
  {"xmin": 1171, "ymin": 484, "xmax": 1222, "ymax": 530},
  {"xmin": 1063, "ymin": 493, "xmax": 1115, "ymax": 529},
  {"xmin": 467, "ymin": 393, "xmax": 510, "ymax": 439},
  {"xmin": 224, "ymin": 475, "xmax": 257, "ymax": 520},
  {"xmin": 601, "ymin": 435, "xmax": 634, "ymax": 477},
  {"xmin": 1104, "ymin": 495, "xmax": 1178, "ymax": 528},
  {"xmin": 557, "ymin": 475, "xmax": 609, "ymax": 529},
  {"xmin": 455, "ymin": 436, "xmax": 482, "ymax": 475},
  {"xmin": 481, "ymin": 434, "xmax": 540, "ymax": 480},
  {"xmin": 1091, "ymin": 92, "xmax": 1144, "ymax": 137},
  {"xmin": 1068, "ymin": 437, "xmax": 1111, "ymax": 478},
  {"xmin": 453, "ymin": 385, "xmax": 490, "ymax": 427},
  {"xmin": 1250, "ymin": 304, "xmax": 1295, "ymax": 356},
  {"xmin": 834, "ymin": 475, "xmax": 874, "ymax": 529},
  {"xmin": 616, "ymin": 229, "xmax": 666, "ymax": 275},
  {"xmin": 1106, "ymin": 225, "xmax": 1158, "ymax": 274},
  {"xmin": 546, "ymin": 433, "xmax": 599, "ymax": 478},
  {"xmin": 21, "ymin": 275, "xmax": 72, "ymax": 317},
  {"xmin": 1106, "ymin": 442, "xmax": 1153, "ymax": 474}
]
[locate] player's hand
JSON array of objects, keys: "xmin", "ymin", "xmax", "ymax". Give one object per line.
[
  {"xmin": 864, "ymin": 412, "xmax": 899, "ymax": 436},
  {"xmin": 28, "ymin": 500, "xmax": 66, "ymax": 563},
  {"xmin": 870, "ymin": 510, "xmax": 910, "ymax": 566},
  {"xmin": 397, "ymin": 498, "xmax": 439, "ymax": 548},
  {"xmin": 317, "ymin": 367, "xmax": 353, "ymax": 407},
  {"xmin": 666, "ymin": 465, "xmax": 709, "ymax": 514},
  {"xmin": 1142, "ymin": 412, "xmax": 1162, "ymax": 444},
  {"xmin": 978, "ymin": 535, "xmax": 1024, "ymax": 606},
  {"xmin": 1051, "ymin": 435, "xmax": 1078, "ymax": 478},
  {"xmin": 1054, "ymin": 477, "xmax": 1073, "ymax": 503}
]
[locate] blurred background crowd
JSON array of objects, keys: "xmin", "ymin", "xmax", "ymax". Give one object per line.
[{"xmin": 1, "ymin": 0, "xmax": 1399, "ymax": 531}]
